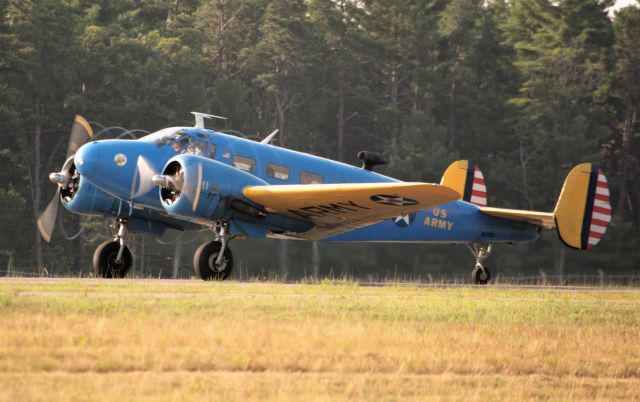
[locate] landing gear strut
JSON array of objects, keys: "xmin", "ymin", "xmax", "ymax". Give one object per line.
[
  {"xmin": 467, "ymin": 243, "xmax": 492, "ymax": 285},
  {"xmin": 193, "ymin": 222, "xmax": 234, "ymax": 281},
  {"xmin": 93, "ymin": 219, "xmax": 132, "ymax": 278}
]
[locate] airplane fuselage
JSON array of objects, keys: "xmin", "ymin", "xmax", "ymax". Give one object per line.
[{"xmin": 71, "ymin": 127, "xmax": 539, "ymax": 244}]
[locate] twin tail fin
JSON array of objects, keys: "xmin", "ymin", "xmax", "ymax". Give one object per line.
[
  {"xmin": 440, "ymin": 160, "xmax": 487, "ymax": 206},
  {"xmin": 554, "ymin": 163, "xmax": 611, "ymax": 250}
]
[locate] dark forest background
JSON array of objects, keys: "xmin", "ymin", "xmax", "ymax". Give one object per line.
[{"xmin": 0, "ymin": 0, "xmax": 638, "ymax": 280}]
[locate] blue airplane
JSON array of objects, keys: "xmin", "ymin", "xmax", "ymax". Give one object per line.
[{"xmin": 38, "ymin": 113, "xmax": 612, "ymax": 284}]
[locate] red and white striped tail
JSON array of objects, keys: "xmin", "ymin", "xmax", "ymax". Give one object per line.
[
  {"xmin": 587, "ymin": 170, "xmax": 611, "ymax": 249},
  {"xmin": 470, "ymin": 166, "xmax": 487, "ymax": 206}
]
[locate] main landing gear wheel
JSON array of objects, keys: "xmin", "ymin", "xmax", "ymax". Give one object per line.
[
  {"xmin": 93, "ymin": 240, "xmax": 132, "ymax": 278},
  {"xmin": 193, "ymin": 241, "xmax": 233, "ymax": 281},
  {"xmin": 471, "ymin": 264, "xmax": 491, "ymax": 285}
]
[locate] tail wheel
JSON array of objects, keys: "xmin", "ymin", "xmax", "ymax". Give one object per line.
[
  {"xmin": 93, "ymin": 240, "xmax": 132, "ymax": 278},
  {"xmin": 193, "ymin": 241, "xmax": 233, "ymax": 281},
  {"xmin": 472, "ymin": 264, "xmax": 491, "ymax": 285}
]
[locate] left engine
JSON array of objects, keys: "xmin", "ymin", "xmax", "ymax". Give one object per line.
[{"xmin": 52, "ymin": 156, "xmax": 120, "ymax": 216}]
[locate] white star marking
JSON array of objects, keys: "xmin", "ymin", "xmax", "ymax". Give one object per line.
[{"xmin": 394, "ymin": 214, "xmax": 411, "ymax": 226}]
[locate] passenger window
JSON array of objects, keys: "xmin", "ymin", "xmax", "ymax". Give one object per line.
[
  {"xmin": 267, "ymin": 163, "xmax": 289, "ymax": 180},
  {"xmin": 300, "ymin": 171, "xmax": 323, "ymax": 184},
  {"xmin": 207, "ymin": 143, "xmax": 216, "ymax": 158},
  {"xmin": 233, "ymin": 155, "xmax": 256, "ymax": 172}
]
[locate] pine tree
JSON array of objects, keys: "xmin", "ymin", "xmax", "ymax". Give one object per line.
[
  {"xmin": 611, "ymin": 5, "xmax": 640, "ymax": 264},
  {"xmin": 5, "ymin": 0, "xmax": 81, "ymax": 273}
]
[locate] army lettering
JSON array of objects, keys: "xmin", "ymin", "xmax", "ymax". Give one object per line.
[
  {"xmin": 289, "ymin": 201, "xmax": 370, "ymax": 220},
  {"xmin": 423, "ymin": 207, "xmax": 454, "ymax": 231}
]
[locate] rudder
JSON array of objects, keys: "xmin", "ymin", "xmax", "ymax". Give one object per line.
[
  {"xmin": 440, "ymin": 160, "xmax": 487, "ymax": 206},
  {"xmin": 554, "ymin": 163, "xmax": 611, "ymax": 250}
]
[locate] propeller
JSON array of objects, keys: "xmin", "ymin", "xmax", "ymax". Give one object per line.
[
  {"xmin": 37, "ymin": 115, "xmax": 94, "ymax": 243},
  {"xmin": 66, "ymin": 115, "xmax": 93, "ymax": 158},
  {"xmin": 131, "ymin": 155, "xmax": 158, "ymax": 199}
]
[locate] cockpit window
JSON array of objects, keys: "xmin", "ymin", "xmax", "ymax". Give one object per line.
[
  {"xmin": 171, "ymin": 136, "xmax": 191, "ymax": 153},
  {"xmin": 140, "ymin": 127, "xmax": 188, "ymax": 147},
  {"xmin": 187, "ymin": 140, "xmax": 208, "ymax": 156}
]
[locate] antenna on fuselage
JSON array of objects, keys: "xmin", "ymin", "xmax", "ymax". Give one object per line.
[
  {"xmin": 260, "ymin": 129, "xmax": 279, "ymax": 145},
  {"xmin": 190, "ymin": 111, "xmax": 227, "ymax": 129}
]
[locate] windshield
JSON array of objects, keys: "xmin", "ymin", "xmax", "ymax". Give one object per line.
[
  {"xmin": 140, "ymin": 127, "xmax": 213, "ymax": 156},
  {"xmin": 139, "ymin": 127, "xmax": 188, "ymax": 147}
]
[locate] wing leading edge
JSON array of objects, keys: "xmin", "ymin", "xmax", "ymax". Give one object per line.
[{"xmin": 243, "ymin": 182, "xmax": 460, "ymax": 239}]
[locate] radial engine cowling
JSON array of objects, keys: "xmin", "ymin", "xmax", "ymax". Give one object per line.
[
  {"xmin": 155, "ymin": 154, "xmax": 268, "ymax": 222},
  {"xmin": 56, "ymin": 156, "xmax": 119, "ymax": 217}
]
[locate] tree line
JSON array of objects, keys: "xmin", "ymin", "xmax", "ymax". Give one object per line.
[{"xmin": 0, "ymin": 0, "xmax": 638, "ymax": 279}]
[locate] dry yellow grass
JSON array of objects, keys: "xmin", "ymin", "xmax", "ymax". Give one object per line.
[{"xmin": 0, "ymin": 279, "xmax": 639, "ymax": 401}]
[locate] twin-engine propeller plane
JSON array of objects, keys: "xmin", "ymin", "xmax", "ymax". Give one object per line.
[{"xmin": 39, "ymin": 113, "xmax": 612, "ymax": 284}]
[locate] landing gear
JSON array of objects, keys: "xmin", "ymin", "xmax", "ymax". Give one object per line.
[
  {"xmin": 193, "ymin": 222, "xmax": 234, "ymax": 281},
  {"xmin": 93, "ymin": 219, "xmax": 132, "ymax": 278},
  {"xmin": 467, "ymin": 243, "xmax": 492, "ymax": 285}
]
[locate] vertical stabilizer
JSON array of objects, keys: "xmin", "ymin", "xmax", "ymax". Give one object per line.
[
  {"xmin": 554, "ymin": 163, "xmax": 612, "ymax": 250},
  {"xmin": 440, "ymin": 160, "xmax": 487, "ymax": 206}
]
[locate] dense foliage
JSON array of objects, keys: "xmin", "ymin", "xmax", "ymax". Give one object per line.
[{"xmin": 0, "ymin": 0, "xmax": 638, "ymax": 278}]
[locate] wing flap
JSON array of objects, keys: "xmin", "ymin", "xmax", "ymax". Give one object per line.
[
  {"xmin": 243, "ymin": 182, "xmax": 459, "ymax": 239},
  {"xmin": 480, "ymin": 206, "xmax": 555, "ymax": 229}
]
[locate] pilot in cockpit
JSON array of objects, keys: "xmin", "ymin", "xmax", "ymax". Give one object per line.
[{"xmin": 171, "ymin": 137, "xmax": 190, "ymax": 154}]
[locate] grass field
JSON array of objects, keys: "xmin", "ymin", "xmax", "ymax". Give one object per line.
[{"xmin": 1, "ymin": 279, "xmax": 639, "ymax": 401}]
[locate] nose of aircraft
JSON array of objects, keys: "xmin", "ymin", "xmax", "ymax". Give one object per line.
[
  {"xmin": 73, "ymin": 139, "xmax": 161, "ymax": 204},
  {"xmin": 74, "ymin": 142, "xmax": 99, "ymax": 177}
]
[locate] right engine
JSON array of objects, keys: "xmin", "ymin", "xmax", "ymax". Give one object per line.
[{"xmin": 153, "ymin": 154, "xmax": 268, "ymax": 223}]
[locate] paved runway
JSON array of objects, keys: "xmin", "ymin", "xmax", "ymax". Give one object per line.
[{"xmin": 1, "ymin": 277, "xmax": 638, "ymax": 292}]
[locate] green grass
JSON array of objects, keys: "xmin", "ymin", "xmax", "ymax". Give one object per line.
[{"xmin": 1, "ymin": 279, "xmax": 639, "ymax": 401}]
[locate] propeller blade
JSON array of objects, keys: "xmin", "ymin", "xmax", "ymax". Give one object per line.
[
  {"xmin": 37, "ymin": 187, "xmax": 60, "ymax": 243},
  {"xmin": 132, "ymin": 155, "xmax": 157, "ymax": 199},
  {"xmin": 38, "ymin": 115, "xmax": 92, "ymax": 243},
  {"xmin": 66, "ymin": 115, "xmax": 94, "ymax": 158}
]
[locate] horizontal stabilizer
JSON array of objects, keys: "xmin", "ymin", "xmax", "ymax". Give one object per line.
[
  {"xmin": 478, "ymin": 163, "xmax": 611, "ymax": 250},
  {"xmin": 479, "ymin": 207, "xmax": 555, "ymax": 229}
]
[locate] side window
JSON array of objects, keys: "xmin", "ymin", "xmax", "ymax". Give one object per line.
[
  {"xmin": 233, "ymin": 155, "xmax": 256, "ymax": 172},
  {"xmin": 207, "ymin": 143, "xmax": 216, "ymax": 158},
  {"xmin": 300, "ymin": 171, "xmax": 323, "ymax": 184},
  {"xmin": 266, "ymin": 163, "xmax": 289, "ymax": 180}
]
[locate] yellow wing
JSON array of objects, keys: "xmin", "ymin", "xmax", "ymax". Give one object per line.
[
  {"xmin": 480, "ymin": 207, "xmax": 555, "ymax": 229},
  {"xmin": 243, "ymin": 182, "xmax": 460, "ymax": 239}
]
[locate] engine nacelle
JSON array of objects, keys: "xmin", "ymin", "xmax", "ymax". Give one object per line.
[
  {"xmin": 156, "ymin": 154, "xmax": 268, "ymax": 223},
  {"xmin": 59, "ymin": 158, "xmax": 120, "ymax": 217}
]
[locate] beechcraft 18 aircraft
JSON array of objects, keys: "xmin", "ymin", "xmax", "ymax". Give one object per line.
[{"xmin": 38, "ymin": 113, "xmax": 612, "ymax": 284}]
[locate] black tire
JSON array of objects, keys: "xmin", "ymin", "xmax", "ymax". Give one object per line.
[
  {"xmin": 193, "ymin": 241, "xmax": 233, "ymax": 281},
  {"xmin": 471, "ymin": 264, "xmax": 491, "ymax": 285},
  {"xmin": 93, "ymin": 240, "xmax": 132, "ymax": 278}
]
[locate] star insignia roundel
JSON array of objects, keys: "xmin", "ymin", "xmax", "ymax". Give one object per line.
[
  {"xmin": 393, "ymin": 213, "xmax": 416, "ymax": 228},
  {"xmin": 370, "ymin": 194, "xmax": 419, "ymax": 206}
]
